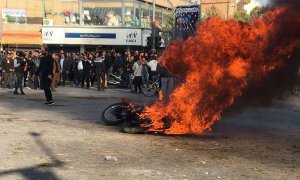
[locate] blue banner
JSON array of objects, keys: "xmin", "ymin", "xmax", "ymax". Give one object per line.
[
  {"xmin": 175, "ymin": 6, "xmax": 200, "ymax": 40},
  {"xmin": 65, "ymin": 33, "xmax": 116, "ymax": 39}
]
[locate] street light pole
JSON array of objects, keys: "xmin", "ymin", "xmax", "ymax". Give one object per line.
[{"xmin": 151, "ymin": 0, "xmax": 156, "ymax": 53}]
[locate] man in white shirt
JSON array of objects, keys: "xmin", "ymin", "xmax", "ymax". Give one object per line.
[{"xmin": 146, "ymin": 58, "xmax": 158, "ymax": 81}]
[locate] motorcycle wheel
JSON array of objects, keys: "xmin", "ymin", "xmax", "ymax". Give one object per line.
[{"xmin": 102, "ymin": 103, "xmax": 127, "ymax": 125}]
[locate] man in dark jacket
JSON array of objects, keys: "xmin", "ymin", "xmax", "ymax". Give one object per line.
[
  {"xmin": 72, "ymin": 53, "xmax": 81, "ymax": 86},
  {"xmin": 81, "ymin": 55, "xmax": 92, "ymax": 89},
  {"xmin": 34, "ymin": 48, "xmax": 54, "ymax": 105},
  {"xmin": 1, "ymin": 51, "xmax": 14, "ymax": 88},
  {"xmin": 59, "ymin": 53, "xmax": 69, "ymax": 86}
]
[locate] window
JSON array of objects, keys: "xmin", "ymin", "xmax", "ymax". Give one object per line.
[{"xmin": 82, "ymin": 0, "xmax": 122, "ymax": 26}]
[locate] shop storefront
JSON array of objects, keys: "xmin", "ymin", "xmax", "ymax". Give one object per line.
[
  {"xmin": 0, "ymin": 0, "xmax": 188, "ymax": 51},
  {"xmin": 42, "ymin": 26, "xmax": 151, "ymax": 52},
  {"xmin": 0, "ymin": 8, "xmax": 42, "ymax": 50}
]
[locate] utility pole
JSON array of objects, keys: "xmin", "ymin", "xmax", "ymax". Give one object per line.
[
  {"xmin": 79, "ymin": 0, "xmax": 83, "ymax": 26},
  {"xmin": 122, "ymin": 0, "xmax": 125, "ymax": 27},
  {"xmin": 79, "ymin": 0, "xmax": 84, "ymax": 53},
  {"xmin": 42, "ymin": 0, "xmax": 45, "ymax": 19},
  {"xmin": 151, "ymin": 0, "xmax": 156, "ymax": 53}
]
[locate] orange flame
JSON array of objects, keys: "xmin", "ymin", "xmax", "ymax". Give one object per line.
[
  {"xmin": 158, "ymin": 90, "xmax": 163, "ymax": 101},
  {"xmin": 140, "ymin": 6, "xmax": 300, "ymax": 135}
]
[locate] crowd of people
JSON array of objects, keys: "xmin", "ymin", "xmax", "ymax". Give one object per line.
[{"xmin": 0, "ymin": 48, "xmax": 174, "ymax": 104}]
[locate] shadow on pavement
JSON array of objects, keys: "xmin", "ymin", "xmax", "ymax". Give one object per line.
[{"xmin": 0, "ymin": 132, "xmax": 65, "ymax": 180}]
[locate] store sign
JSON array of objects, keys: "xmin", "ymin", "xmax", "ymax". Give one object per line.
[
  {"xmin": 42, "ymin": 28, "xmax": 65, "ymax": 42},
  {"xmin": 126, "ymin": 30, "xmax": 139, "ymax": 43},
  {"xmin": 2, "ymin": 8, "xmax": 27, "ymax": 24},
  {"xmin": 42, "ymin": 27, "xmax": 142, "ymax": 46},
  {"xmin": 65, "ymin": 33, "xmax": 116, "ymax": 39}
]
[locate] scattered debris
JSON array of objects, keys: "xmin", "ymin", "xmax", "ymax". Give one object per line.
[
  {"xmin": 212, "ymin": 141, "xmax": 220, "ymax": 146},
  {"xmin": 104, "ymin": 156, "xmax": 118, "ymax": 162},
  {"xmin": 38, "ymin": 162, "xmax": 51, "ymax": 168},
  {"xmin": 200, "ymin": 161, "xmax": 206, "ymax": 164}
]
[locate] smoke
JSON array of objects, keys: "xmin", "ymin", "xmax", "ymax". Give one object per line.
[
  {"xmin": 235, "ymin": 2, "xmax": 300, "ymax": 107},
  {"xmin": 268, "ymin": 0, "xmax": 300, "ymax": 7}
]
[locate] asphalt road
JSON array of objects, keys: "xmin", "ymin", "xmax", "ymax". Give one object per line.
[{"xmin": 0, "ymin": 86, "xmax": 299, "ymax": 180}]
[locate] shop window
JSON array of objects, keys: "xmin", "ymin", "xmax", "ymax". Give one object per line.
[{"xmin": 82, "ymin": 0, "xmax": 122, "ymax": 26}]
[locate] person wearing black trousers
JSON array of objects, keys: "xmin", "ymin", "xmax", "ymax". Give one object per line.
[
  {"xmin": 34, "ymin": 48, "xmax": 54, "ymax": 105},
  {"xmin": 81, "ymin": 55, "xmax": 92, "ymax": 89}
]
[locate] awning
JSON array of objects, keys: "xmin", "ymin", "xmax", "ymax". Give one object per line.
[{"xmin": 1, "ymin": 31, "xmax": 42, "ymax": 45}]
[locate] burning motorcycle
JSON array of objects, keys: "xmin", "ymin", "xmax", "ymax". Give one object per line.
[
  {"xmin": 101, "ymin": 100, "xmax": 150, "ymax": 133},
  {"xmin": 101, "ymin": 99, "xmax": 172, "ymax": 134}
]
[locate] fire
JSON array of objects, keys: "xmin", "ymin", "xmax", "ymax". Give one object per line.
[
  {"xmin": 140, "ymin": 5, "xmax": 300, "ymax": 135},
  {"xmin": 158, "ymin": 90, "xmax": 164, "ymax": 101}
]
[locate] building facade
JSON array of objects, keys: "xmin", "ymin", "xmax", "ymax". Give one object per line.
[
  {"xmin": 201, "ymin": 0, "xmax": 238, "ymax": 19},
  {"xmin": 0, "ymin": 0, "xmax": 192, "ymax": 52}
]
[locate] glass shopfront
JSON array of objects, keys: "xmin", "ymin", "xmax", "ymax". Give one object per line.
[
  {"xmin": 82, "ymin": 0, "xmax": 122, "ymax": 26},
  {"xmin": 0, "ymin": 0, "xmax": 173, "ymax": 28}
]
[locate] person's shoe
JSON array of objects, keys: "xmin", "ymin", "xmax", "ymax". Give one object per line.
[
  {"xmin": 14, "ymin": 90, "xmax": 19, "ymax": 95},
  {"xmin": 45, "ymin": 100, "xmax": 55, "ymax": 105},
  {"xmin": 20, "ymin": 91, "xmax": 25, "ymax": 95}
]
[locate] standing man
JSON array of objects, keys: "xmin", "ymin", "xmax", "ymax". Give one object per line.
[
  {"xmin": 31, "ymin": 50, "xmax": 42, "ymax": 89},
  {"xmin": 72, "ymin": 53, "xmax": 81, "ymax": 86},
  {"xmin": 26, "ymin": 51, "xmax": 37, "ymax": 89},
  {"xmin": 1, "ymin": 50, "xmax": 15, "ymax": 89},
  {"xmin": 132, "ymin": 58, "xmax": 143, "ymax": 93},
  {"xmin": 66, "ymin": 52, "xmax": 74, "ymax": 85},
  {"xmin": 34, "ymin": 48, "xmax": 54, "ymax": 105},
  {"xmin": 81, "ymin": 54, "xmax": 92, "ymax": 89},
  {"xmin": 157, "ymin": 57, "xmax": 174, "ymax": 103},
  {"xmin": 59, "ymin": 53, "xmax": 69, "ymax": 86},
  {"xmin": 94, "ymin": 51, "xmax": 106, "ymax": 91},
  {"xmin": 51, "ymin": 53, "xmax": 61, "ymax": 92},
  {"xmin": 14, "ymin": 51, "xmax": 26, "ymax": 95}
]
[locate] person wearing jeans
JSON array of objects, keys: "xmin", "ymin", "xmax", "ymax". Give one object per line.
[{"xmin": 157, "ymin": 57, "xmax": 174, "ymax": 103}]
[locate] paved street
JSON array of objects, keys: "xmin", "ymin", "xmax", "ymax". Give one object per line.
[{"xmin": 0, "ymin": 87, "xmax": 299, "ymax": 180}]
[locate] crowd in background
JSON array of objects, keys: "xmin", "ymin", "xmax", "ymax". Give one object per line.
[{"xmin": 0, "ymin": 49, "xmax": 173, "ymax": 96}]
